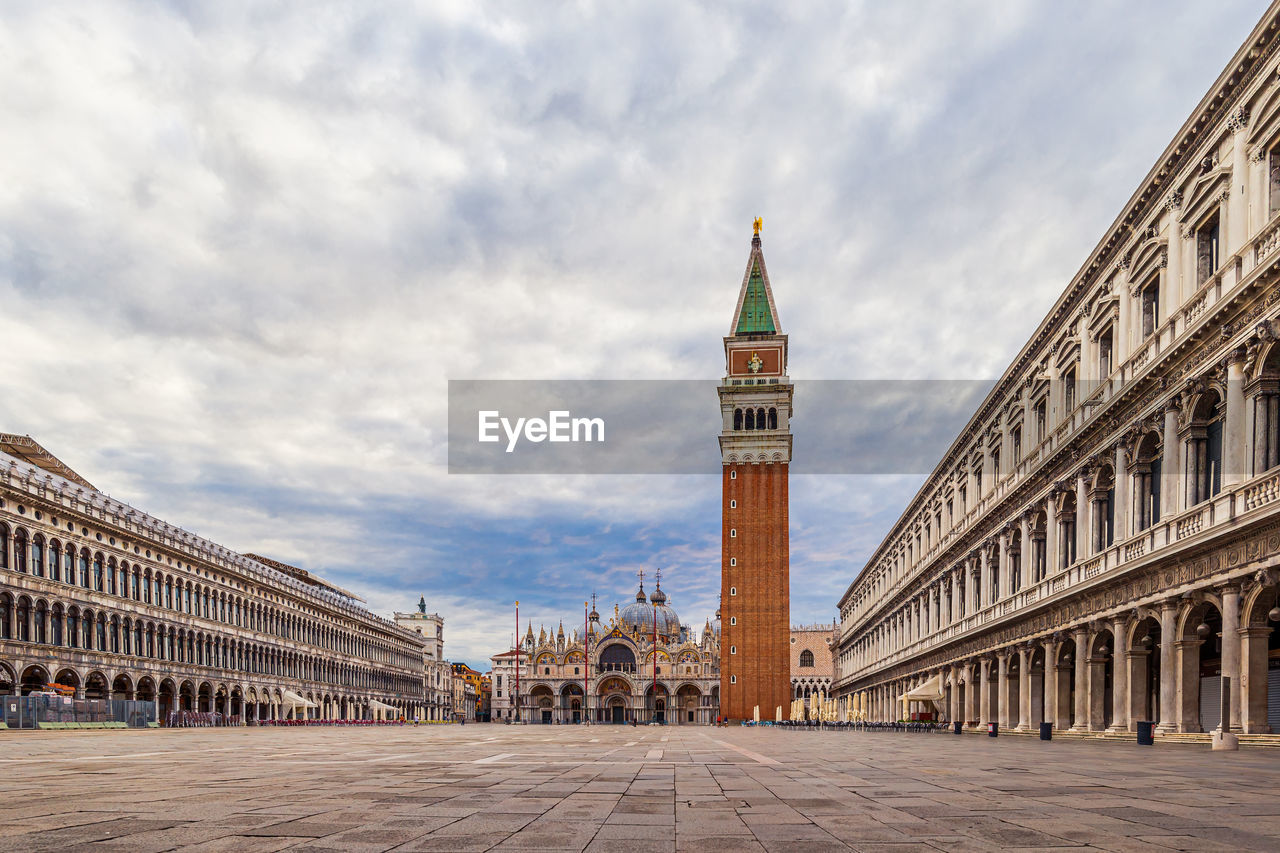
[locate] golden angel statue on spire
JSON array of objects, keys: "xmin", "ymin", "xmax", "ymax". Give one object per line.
[{"xmin": 753, "ymin": 216, "xmax": 763, "ymax": 236}]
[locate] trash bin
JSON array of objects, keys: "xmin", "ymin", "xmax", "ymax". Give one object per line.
[
  {"xmin": 953, "ymin": 720, "xmax": 962, "ymax": 735},
  {"xmin": 1039, "ymin": 722, "xmax": 1052, "ymax": 741},
  {"xmin": 1136, "ymin": 720, "xmax": 1154, "ymax": 746},
  {"xmin": 987, "ymin": 721, "xmax": 998, "ymax": 737}
]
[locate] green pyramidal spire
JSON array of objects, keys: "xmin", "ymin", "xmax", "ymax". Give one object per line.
[{"xmin": 735, "ymin": 259, "xmax": 775, "ymax": 334}]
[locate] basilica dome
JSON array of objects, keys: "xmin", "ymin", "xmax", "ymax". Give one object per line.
[{"xmin": 618, "ymin": 583, "xmax": 681, "ymax": 636}]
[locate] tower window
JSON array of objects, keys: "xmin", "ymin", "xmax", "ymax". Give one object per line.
[
  {"xmin": 730, "ymin": 586, "xmax": 737, "ymax": 595},
  {"xmin": 730, "ymin": 529, "xmax": 736, "ymax": 538},
  {"xmin": 733, "ymin": 408, "xmax": 743, "ymax": 430},
  {"xmin": 729, "ymin": 617, "xmax": 736, "ymax": 625},
  {"xmin": 730, "ymin": 470, "xmax": 737, "ymax": 480},
  {"xmin": 729, "ymin": 558, "xmax": 736, "ymax": 567},
  {"xmin": 730, "ymin": 675, "xmax": 736, "ymax": 684},
  {"xmin": 730, "ymin": 645, "xmax": 737, "ymax": 654},
  {"xmin": 730, "ymin": 500, "xmax": 736, "ymax": 508},
  {"xmin": 768, "ymin": 407, "xmax": 778, "ymax": 429}
]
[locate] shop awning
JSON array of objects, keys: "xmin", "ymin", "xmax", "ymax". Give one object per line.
[
  {"xmin": 369, "ymin": 699, "xmax": 397, "ymax": 712},
  {"xmin": 282, "ymin": 689, "xmax": 316, "ymax": 709},
  {"xmin": 899, "ymin": 675, "xmax": 945, "ymax": 703}
]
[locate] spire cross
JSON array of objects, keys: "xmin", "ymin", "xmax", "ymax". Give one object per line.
[{"xmin": 655, "ymin": 567, "xmax": 662, "ymax": 588}]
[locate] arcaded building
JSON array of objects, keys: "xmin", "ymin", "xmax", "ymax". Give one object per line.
[
  {"xmin": 0, "ymin": 434, "xmax": 429, "ymax": 721},
  {"xmin": 833, "ymin": 8, "xmax": 1280, "ymax": 735}
]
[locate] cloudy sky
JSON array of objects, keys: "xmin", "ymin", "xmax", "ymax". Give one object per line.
[{"xmin": 0, "ymin": 1, "xmax": 1267, "ymax": 667}]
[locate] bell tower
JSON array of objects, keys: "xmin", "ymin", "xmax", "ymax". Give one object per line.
[{"xmin": 718, "ymin": 219, "xmax": 792, "ymax": 723}]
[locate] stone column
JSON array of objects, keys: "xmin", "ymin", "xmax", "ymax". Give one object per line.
[
  {"xmin": 998, "ymin": 532, "xmax": 1010, "ymax": 601},
  {"xmin": 948, "ymin": 669, "xmax": 959, "ymax": 723},
  {"xmin": 1220, "ymin": 584, "xmax": 1241, "ymax": 730},
  {"xmin": 979, "ymin": 546, "xmax": 992, "ymax": 612},
  {"xmin": 982, "ymin": 442, "xmax": 993, "ymax": 497},
  {"xmin": 1109, "ymin": 617, "xmax": 1129, "ymax": 732},
  {"xmin": 1114, "ymin": 443, "xmax": 1129, "ymax": 541},
  {"xmin": 950, "ymin": 570, "xmax": 961, "ymax": 624},
  {"xmin": 1019, "ymin": 515, "xmax": 1031, "ymax": 589},
  {"xmin": 1228, "ymin": 108, "xmax": 1249, "ymax": 256},
  {"xmin": 1224, "ymin": 352, "xmax": 1246, "ymax": 487},
  {"xmin": 1076, "ymin": 471, "xmax": 1090, "ymax": 560},
  {"xmin": 1120, "ymin": 268, "xmax": 1135, "ymax": 366},
  {"xmin": 1072, "ymin": 627, "xmax": 1090, "ymax": 731},
  {"xmin": 1017, "ymin": 646, "xmax": 1031, "ymax": 731},
  {"xmin": 962, "ymin": 662, "xmax": 975, "ymax": 727},
  {"xmin": 1045, "ymin": 493, "xmax": 1058, "ymax": 576},
  {"xmin": 1176, "ymin": 638, "xmax": 1201, "ymax": 733},
  {"xmin": 1156, "ymin": 600, "xmax": 1178, "ymax": 733},
  {"xmin": 997, "ymin": 652, "xmax": 1011, "ymax": 729},
  {"xmin": 1241, "ymin": 626, "xmax": 1272, "ymax": 734},
  {"xmin": 1163, "ymin": 196, "xmax": 1181, "ymax": 322},
  {"xmin": 979, "ymin": 658, "xmax": 991, "ymax": 725},
  {"xmin": 1161, "ymin": 402, "xmax": 1181, "ymax": 519}
]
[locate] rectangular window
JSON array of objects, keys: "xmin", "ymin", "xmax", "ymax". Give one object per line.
[
  {"xmin": 1064, "ymin": 366, "xmax": 1077, "ymax": 412},
  {"xmin": 1270, "ymin": 145, "xmax": 1280, "ymax": 218},
  {"xmin": 1034, "ymin": 399, "xmax": 1047, "ymax": 442},
  {"xmin": 1196, "ymin": 212, "xmax": 1220, "ymax": 285},
  {"xmin": 1141, "ymin": 280, "xmax": 1159, "ymax": 339},
  {"xmin": 1098, "ymin": 326, "xmax": 1113, "ymax": 378},
  {"xmin": 1012, "ymin": 426, "xmax": 1022, "ymax": 464}
]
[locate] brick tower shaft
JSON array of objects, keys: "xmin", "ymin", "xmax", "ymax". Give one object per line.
[{"xmin": 718, "ymin": 223, "xmax": 792, "ymax": 723}]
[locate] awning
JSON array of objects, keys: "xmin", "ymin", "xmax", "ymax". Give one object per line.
[
  {"xmin": 899, "ymin": 675, "xmax": 945, "ymax": 703},
  {"xmin": 282, "ymin": 689, "xmax": 316, "ymax": 709},
  {"xmin": 369, "ymin": 699, "xmax": 397, "ymax": 712}
]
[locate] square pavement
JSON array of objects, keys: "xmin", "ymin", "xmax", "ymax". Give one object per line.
[{"xmin": 0, "ymin": 725, "xmax": 1277, "ymax": 851}]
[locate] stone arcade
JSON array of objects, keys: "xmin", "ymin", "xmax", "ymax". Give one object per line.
[
  {"xmin": 833, "ymin": 7, "xmax": 1280, "ymax": 737},
  {"xmin": 0, "ymin": 434, "xmax": 430, "ymax": 722}
]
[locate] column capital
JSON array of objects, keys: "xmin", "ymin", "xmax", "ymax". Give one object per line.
[{"xmin": 1226, "ymin": 105, "xmax": 1250, "ymax": 134}]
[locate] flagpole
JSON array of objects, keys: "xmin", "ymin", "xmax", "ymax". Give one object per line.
[{"xmin": 514, "ymin": 600, "xmax": 520, "ymax": 723}]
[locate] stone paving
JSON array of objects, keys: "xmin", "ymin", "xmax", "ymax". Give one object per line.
[{"xmin": 0, "ymin": 725, "xmax": 1277, "ymax": 852}]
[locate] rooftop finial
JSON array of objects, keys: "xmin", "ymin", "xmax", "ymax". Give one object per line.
[{"xmin": 753, "ymin": 216, "xmax": 762, "ymax": 236}]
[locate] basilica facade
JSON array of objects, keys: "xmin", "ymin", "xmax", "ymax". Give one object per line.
[
  {"xmin": 833, "ymin": 6, "xmax": 1280, "ymax": 737},
  {"xmin": 494, "ymin": 579, "xmax": 720, "ymax": 724}
]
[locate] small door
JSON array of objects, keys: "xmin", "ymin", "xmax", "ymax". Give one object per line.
[
  {"xmin": 611, "ymin": 705, "xmax": 624, "ymax": 724},
  {"xmin": 540, "ymin": 709, "xmax": 551, "ymax": 724}
]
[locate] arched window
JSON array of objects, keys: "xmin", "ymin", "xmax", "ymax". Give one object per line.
[
  {"xmin": 31, "ymin": 535, "xmax": 44, "ymax": 577},
  {"xmin": 768, "ymin": 407, "xmax": 778, "ymax": 429},
  {"xmin": 48, "ymin": 540, "xmax": 60, "ymax": 581},
  {"xmin": 799, "ymin": 649, "xmax": 815, "ymax": 668},
  {"xmin": 733, "ymin": 408, "xmax": 743, "ymax": 430},
  {"xmin": 0, "ymin": 523, "xmax": 8, "ymax": 569},
  {"xmin": 93, "ymin": 554, "xmax": 104, "ymax": 591},
  {"xmin": 1186, "ymin": 391, "xmax": 1223, "ymax": 506},
  {"xmin": 745, "ymin": 409, "xmax": 755, "ymax": 430},
  {"xmin": 1256, "ymin": 347, "xmax": 1280, "ymax": 474},
  {"xmin": 78, "ymin": 550, "xmax": 90, "ymax": 587},
  {"xmin": 13, "ymin": 529, "xmax": 27, "ymax": 574}
]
